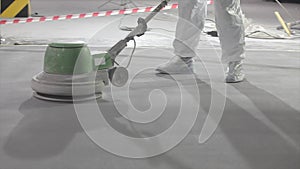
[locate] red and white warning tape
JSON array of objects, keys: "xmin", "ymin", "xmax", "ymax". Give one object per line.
[{"xmin": 0, "ymin": 1, "xmax": 213, "ymax": 25}]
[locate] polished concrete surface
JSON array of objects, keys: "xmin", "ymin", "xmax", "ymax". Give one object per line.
[{"xmin": 0, "ymin": 0, "xmax": 300, "ymax": 169}]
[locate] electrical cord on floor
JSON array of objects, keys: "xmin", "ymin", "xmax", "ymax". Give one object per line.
[
  {"xmin": 118, "ymin": 14, "xmax": 127, "ymax": 30},
  {"xmin": 117, "ymin": 12, "xmax": 299, "ymax": 40},
  {"xmin": 246, "ymin": 30, "xmax": 285, "ymax": 39},
  {"xmin": 204, "ymin": 17, "xmax": 300, "ymax": 38},
  {"xmin": 118, "ymin": 13, "xmax": 219, "ymax": 34}
]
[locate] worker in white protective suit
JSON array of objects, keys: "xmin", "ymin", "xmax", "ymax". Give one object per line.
[{"xmin": 156, "ymin": 0, "xmax": 246, "ymax": 83}]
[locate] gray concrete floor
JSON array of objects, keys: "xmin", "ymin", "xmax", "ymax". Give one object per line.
[{"xmin": 0, "ymin": 0, "xmax": 300, "ymax": 169}]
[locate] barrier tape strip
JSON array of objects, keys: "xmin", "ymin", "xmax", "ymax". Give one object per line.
[{"xmin": 0, "ymin": 1, "xmax": 213, "ymax": 25}]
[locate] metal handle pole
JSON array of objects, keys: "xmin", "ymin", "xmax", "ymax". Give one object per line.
[
  {"xmin": 125, "ymin": 0, "xmax": 170, "ymax": 39},
  {"xmin": 108, "ymin": 0, "xmax": 171, "ymax": 59},
  {"xmin": 144, "ymin": 0, "xmax": 170, "ymax": 23}
]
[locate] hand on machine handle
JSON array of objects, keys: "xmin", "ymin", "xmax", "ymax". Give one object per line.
[{"xmin": 127, "ymin": 17, "xmax": 148, "ymax": 39}]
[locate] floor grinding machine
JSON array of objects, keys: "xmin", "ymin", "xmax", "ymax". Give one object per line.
[{"xmin": 31, "ymin": 0, "xmax": 171, "ymax": 102}]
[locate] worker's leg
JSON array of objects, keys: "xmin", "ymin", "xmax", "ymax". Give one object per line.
[
  {"xmin": 214, "ymin": 0, "xmax": 245, "ymax": 63},
  {"xmin": 156, "ymin": 0, "xmax": 207, "ymax": 74},
  {"xmin": 214, "ymin": 0, "xmax": 245, "ymax": 82},
  {"xmin": 173, "ymin": 0, "xmax": 207, "ymax": 58}
]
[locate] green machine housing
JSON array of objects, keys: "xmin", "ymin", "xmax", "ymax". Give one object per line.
[{"xmin": 31, "ymin": 0, "xmax": 171, "ymax": 102}]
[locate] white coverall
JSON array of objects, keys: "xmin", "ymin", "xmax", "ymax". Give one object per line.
[{"xmin": 173, "ymin": 0, "xmax": 245, "ymax": 63}]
